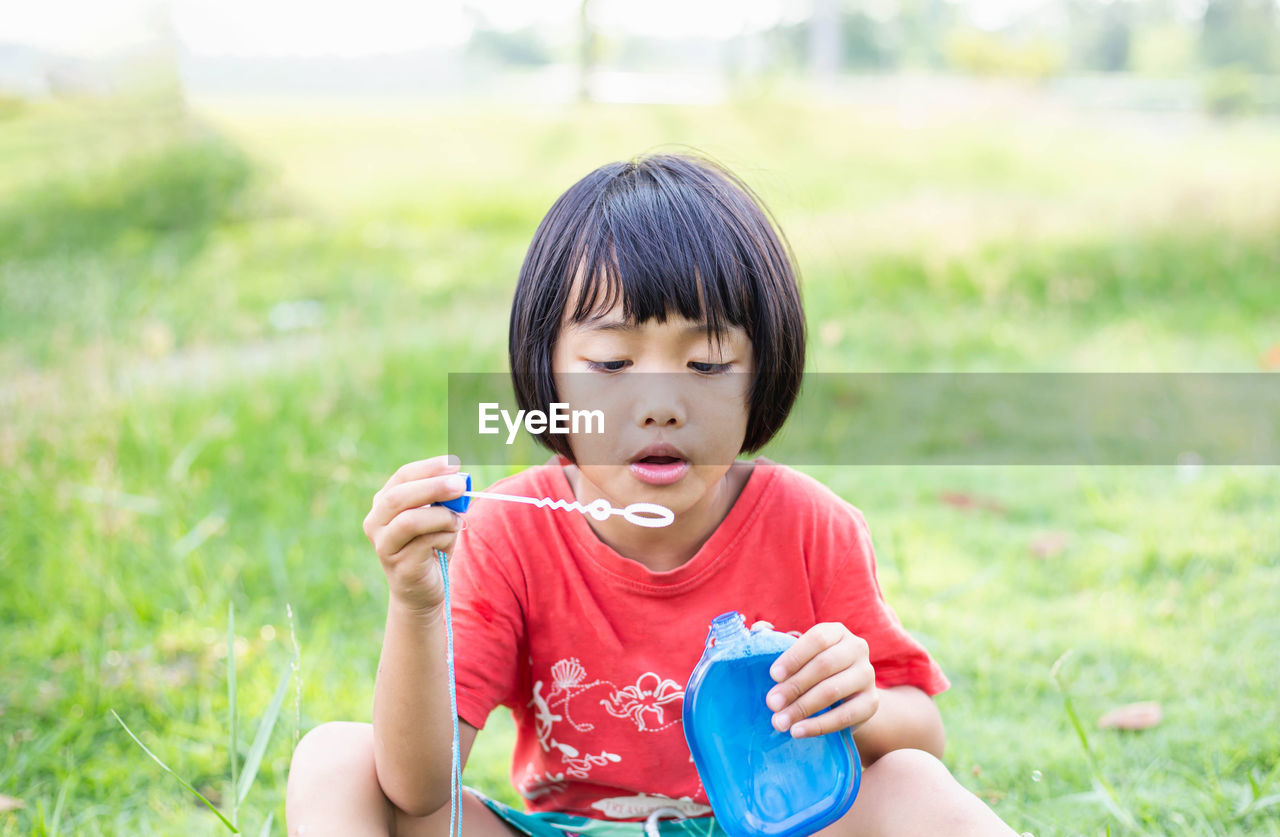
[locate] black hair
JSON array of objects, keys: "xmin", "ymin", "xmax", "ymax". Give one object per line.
[{"xmin": 508, "ymin": 153, "xmax": 805, "ymax": 460}]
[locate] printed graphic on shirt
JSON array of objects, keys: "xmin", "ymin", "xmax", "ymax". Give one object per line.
[
  {"xmin": 601, "ymin": 672, "xmax": 685, "ymax": 732},
  {"xmin": 564, "ymin": 749, "xmax": 623, "ymax": 778},
  {"xmin": 529, "ymin": 681, "xmax": 578, "ymax": 759},
  {"xmin": 550, "ymin": 657, "xmax": 601, "ymax": 732},
  {"xmin": 523, "ymin": 657, "xmax": 695, "ymax": 811},
  {"xmin": 519, "ymin": 765, "xmax": 568, "ymax": 800}
]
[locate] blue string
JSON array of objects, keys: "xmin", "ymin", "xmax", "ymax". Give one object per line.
[{"xmin": 437, "ymin": 548, "xmax": 462, "ymax": 837}]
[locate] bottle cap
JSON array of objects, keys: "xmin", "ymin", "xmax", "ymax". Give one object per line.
[{"xmin": 437, "ymin": 472, "xmax": 472, "ymax": 514}]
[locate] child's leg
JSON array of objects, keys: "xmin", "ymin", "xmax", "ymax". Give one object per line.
[
  {"xmin": 818, "ymin": 749, "xmax": 1018, "ymax": 837},
  {"xmin": 286, "ymin": 721, "xmax": 520, "ymax": 837}
]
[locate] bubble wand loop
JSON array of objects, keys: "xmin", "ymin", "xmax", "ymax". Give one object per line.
[{"xmin": 432, "ymin": 472, "xmax": 673, "ymax": 837}]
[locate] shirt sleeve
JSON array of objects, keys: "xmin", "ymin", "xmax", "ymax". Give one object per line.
[
  {"xmin": 447, "ymin": 520, "xmax": 528, "ymax": 729},
  {"xmin": 811, "ymin": 502, "xmax": 950, "ymax": 696}
]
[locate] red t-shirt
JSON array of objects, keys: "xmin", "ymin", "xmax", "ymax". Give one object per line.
[{"xmin": 449, "ymin": 458, "xmax": 949, "ymax": 820}]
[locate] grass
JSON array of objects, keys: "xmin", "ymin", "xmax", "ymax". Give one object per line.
[{"xmin": 1, "ymin": 88, "xmax": 1279, "ymax": 835}]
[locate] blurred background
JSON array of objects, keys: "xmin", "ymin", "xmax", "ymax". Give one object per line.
[{"xmin": 2, "ymin": 1, "xmax": 1279, "ymax": 835}]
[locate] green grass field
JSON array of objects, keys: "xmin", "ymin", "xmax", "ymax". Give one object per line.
[{"xmin": 2, "ymin": 89, "xmax": 1279, "ymax": 835}]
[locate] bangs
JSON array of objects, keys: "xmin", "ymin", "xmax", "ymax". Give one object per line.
[{"xmin": 564, "ymin": 161, "xmax": 761, "ymax": 341}]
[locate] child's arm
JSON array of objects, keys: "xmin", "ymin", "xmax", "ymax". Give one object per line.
[
  {"xmin": 764, "ymin": 623, "xmax": 945, "ymax": 763},
  {"xmin": 846, "ymin": 684, "xmax": 945, "ymax": 763},
  {"xmin": 363, "ymin": 455, "xmax": 470, "ymax": 816},
  {"xmin": 373, "ymin": 598, "xmax": 479, "ymax": 815}
]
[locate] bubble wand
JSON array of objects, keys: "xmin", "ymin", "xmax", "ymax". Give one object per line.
[
  {"xmin": 432, "ymin": 472, "xmax": 673, "ymax": 837},
  {"xmin": 434, "ymin": 473, "xmax": 675, "ymax": 528}
]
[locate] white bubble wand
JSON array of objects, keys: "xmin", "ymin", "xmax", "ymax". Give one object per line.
[{"xmin": 436, "ymin": 472, "xmax": 674, "ymax": 528}]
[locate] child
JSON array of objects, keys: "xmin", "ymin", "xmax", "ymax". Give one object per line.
[{"xmin": 286, "ymin": 154, "xmax": 1017, "ymax": 836}]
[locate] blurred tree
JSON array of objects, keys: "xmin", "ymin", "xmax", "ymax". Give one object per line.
[
  {"xmin": 943, "ymin": 27, "xmax": 1065, "ymax": 79},
  {"xmin": 894, "ymin": 0, "xmax": 958, "ymax": 69},
  {"xmin": 842, "ymin": 9, "xmax": 893, "ymax": 69},
  {"xmin": 762, "ymin": 19, "xmax": 807, "ymax": 74},
  {"xmin": 810, "ymin": 0, "xmax": 843, "ymax": 77},
  {"xmin": 760, "ymin": 0, "xmax": 1262, "ymax": 78},
  {"xmin": 1127, "ymin": 0, "xmax": 1197, "ymax": 75},
  {"xmin": 1067, "ymin": 0, "xmax": 1136, "ymax": 72},
  {"xmin": 1095, "ymin": 0, "xmax": 1135, "ymax": 70},
  {"xmin": 466, "ymin": 26, "xmax": 552, "ymax": 67},
  {"xmin": 1131, "ymin": 23, "xmax": 1196, "ymax": 75},
  {"xmin": 1200, "ymin": 0, "xmax": 1280, "ymax": 72},
  {"xmin": 1202, "ymin": 63, "xmax": 1261, "ymax": 114},
  {"xmin": 579, "ymin": 0, "xmax": 597, "ymax": 102}
]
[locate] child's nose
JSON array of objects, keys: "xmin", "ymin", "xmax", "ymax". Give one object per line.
[
  {"xmin": 632, "ymin": 379, "xmax": 687, "ymax": 428},
  {"xmin": 641, "ymin": 408, "xmax": 682, "ymax": 428}
]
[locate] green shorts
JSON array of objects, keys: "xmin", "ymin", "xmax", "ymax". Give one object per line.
[{"xmin": 469, "ymin": 788, "xmax": 729, "ymax": 837}]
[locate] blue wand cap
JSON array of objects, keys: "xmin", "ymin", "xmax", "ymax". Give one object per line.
[{"xmin": 437, "ymin": 472, "xmax": 472, "ymax": 514}]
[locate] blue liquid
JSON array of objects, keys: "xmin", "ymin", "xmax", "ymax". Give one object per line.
[{"xmin": 684, "ymin": 615, "xmax": 860, "ymax": 837}]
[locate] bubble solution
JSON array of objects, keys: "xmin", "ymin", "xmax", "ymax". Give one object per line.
[{"xmin": 683, "ymin": 612, "xmax": 861, "ymax": 837}]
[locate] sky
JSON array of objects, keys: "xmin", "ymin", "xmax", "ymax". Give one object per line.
[{"xmin": 0, "ymin": 0, "xmax": 1037, "ymax": 58}]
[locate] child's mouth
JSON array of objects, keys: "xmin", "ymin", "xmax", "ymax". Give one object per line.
[{"xmin": 629, "ymin": 455, "xmax": 690, "ymax": 486}]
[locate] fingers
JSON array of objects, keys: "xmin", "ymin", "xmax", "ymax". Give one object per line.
[
  {"xmin": 365, "ymin": 469, "xmax": 468, "ymax": 535},
  {"xmin": 769, "ymin": 622, "xmax": 849, "ymax": 684},
  {"xmin": 384, "ymin": 455, "xmax": 461, "ymax": 491},
  {"xmin": 382, "ymin": 526, "xmax": 460, "ymax": 615},
  {"xmin": 391, "ymin": 528, "xmax": 461, "ymax": 565},
  {"xmin": 769, "ymin": 624, "xmax": 866, "ymax": 703},
  {"xmin": 373, "ymin": 505, "xmax": 462, "ymax": 559},
  {"xmin": 364, "ymin": 456, "xmax": 465, "ymax": 616},
  {"xmin": 771, "ymin": 665, "xmax": 876, "ymax": 734},
  {"xmin": 767, "ymin": 623, "xmax": 874, "ymax": 736},
  {"xmin": 789, "ymin": 690, "xmax": 878, "ymax": 738}
]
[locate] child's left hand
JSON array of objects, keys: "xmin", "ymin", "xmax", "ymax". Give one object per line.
[{"xmin": 764, "ymin": 622, "xmax": 877, "ymax": 738}]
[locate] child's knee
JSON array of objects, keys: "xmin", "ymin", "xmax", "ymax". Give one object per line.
[
  {"xmin": 864, "ymin": 748, "xmax": 966, "ymax": 806},
  {"xmin": 861, "ymin": 748, "xmax": 1013, "ymax": 835},
  {"xmin": 287, "ymin": 722, "xmax": 398, "ymax": 835},
  {"xmin": 868, "ymin": 747, "xmax": 950, "ymax": 784},
  {"xmin": 289, "ymin": 721, "xmax": 376, "ymax": 788}
]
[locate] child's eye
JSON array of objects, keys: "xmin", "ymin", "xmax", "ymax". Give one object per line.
[
  {"xmin": 587, "ymin": 360, "xmax": 630, "ymax": 372},
  {"xmin": 689, "ymin": 361, "xmax": 732, "ymax": 375}
]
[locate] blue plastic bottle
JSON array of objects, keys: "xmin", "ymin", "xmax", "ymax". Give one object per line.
[{"xmin": 683, "ymin": 612, "xmax": 861, "ymax": 837}]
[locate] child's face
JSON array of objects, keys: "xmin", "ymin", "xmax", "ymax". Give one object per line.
[{"xmin": 551, "ymin": 298, "xmax": 753, "ymax": 517}]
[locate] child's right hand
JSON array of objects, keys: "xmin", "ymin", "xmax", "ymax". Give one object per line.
[{"xmin": 362, "ymin": 455, "xmax": 467, "ymax": 616}]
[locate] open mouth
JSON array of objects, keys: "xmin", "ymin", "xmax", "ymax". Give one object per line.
[
  {"xmin": 629, "ymin": 452, "xmax": 690, "ymax": 486},
  {"xmin": 638, "ymin": 455, "xmax": 682, "ymax": 465}
]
